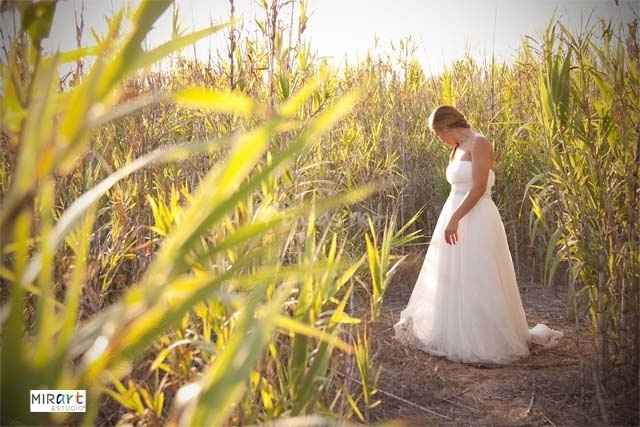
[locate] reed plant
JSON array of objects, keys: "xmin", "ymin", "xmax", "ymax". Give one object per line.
[
  {"xmin": 0, "ymin": 1, "xmax": 406, "ymax": 425},
  {"xmin": 2, "ymin": 0, "xmax": 638, "ymax": 424},
  {"xmin": 528, "ymin": 18, "xmax": 639, "ymax": 421}
]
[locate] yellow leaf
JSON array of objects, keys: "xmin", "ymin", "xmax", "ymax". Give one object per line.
[{"xmin": 175, "ymin": 87, "xmax": 255, "ymax": 117}]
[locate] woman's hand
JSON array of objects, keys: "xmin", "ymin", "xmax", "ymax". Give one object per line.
[{"xmin": 444, "ymin": 217, "xmax": 459, "ymax": 245}]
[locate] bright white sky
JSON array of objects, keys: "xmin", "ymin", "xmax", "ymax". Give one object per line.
[{"xmin": 5, "ymin": 0, "xmax": 637, "ymax": 76}]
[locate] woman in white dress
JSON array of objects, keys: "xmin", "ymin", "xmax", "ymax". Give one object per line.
[{"xmin": 393, "ymin": 105, "xmax": 562, "ymax": 364}]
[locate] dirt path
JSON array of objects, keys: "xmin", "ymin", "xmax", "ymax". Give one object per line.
[{"xmin": 364, "ymin": 250, "xmax": 605, "ymax": 426}]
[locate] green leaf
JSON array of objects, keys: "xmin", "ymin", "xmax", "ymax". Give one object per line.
[
  {"xmin": 54, "ymin": 45, "xmax": 100, "ymax": 63},
  {"xmin": 543, "ymin": 227, "xmax": 562, "ymax": 287},
  {"xmin": 185, "ymin": 281, "xmax": 292, "ymax": 427},
  {"xmin": 1, "ymin": 62, "xmax": 26, "ymax": 133},
  {"xmin": 21, "ymin": 1, "xmax": 56, "ymax": 48},
  {"xmin": 278, "ymin": 71, "xmax": 326, "ymax": 118},
  {"xmin": 129, "ymin": 22, "xmax": 229, "ymax": 73},
  {"xmin": 274, "ymin": 313, "xmax": 353, "ymax": 353},
  {"xmin": 94, "ymin": 0, "xmax": 172, "ymax": 99},
  {"xmin": 20, "ymin": 136, "xmax": 232, "ymax": 285}
]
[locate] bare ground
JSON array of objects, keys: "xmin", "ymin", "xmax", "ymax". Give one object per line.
[{"xmin": 355, "ymin": 250, "xmax": 637, "ymax": 427}]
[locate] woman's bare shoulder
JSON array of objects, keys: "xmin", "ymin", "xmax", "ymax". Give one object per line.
[
  {"xmin": 470, "ymin": 133, "xmax": 494, "ymax": 168},
  {"xmin": 471, "ymin": 134, "xmax": 492, "ymax": 153},
  {"xmin": 471, "ymin": 132, "xmax": 491, "ymax": 145}
]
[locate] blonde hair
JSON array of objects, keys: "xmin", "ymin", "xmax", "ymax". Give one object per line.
[{"xmin": 427, "ymin": 105, "xmax": 470, "ymax": 131}]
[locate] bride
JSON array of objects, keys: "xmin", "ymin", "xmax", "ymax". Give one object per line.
[{"xmin": 393, "ymin": 105, "xmax": 562, "ymax": 364}]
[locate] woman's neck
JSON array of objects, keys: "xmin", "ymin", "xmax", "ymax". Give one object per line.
[{"xmin": 453, "ymin": 128, "xmax": 475, "ymax": 145}]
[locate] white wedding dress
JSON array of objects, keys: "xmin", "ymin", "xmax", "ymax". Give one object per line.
[{"xmin": 393, "ymin": 145, "xmax": 563, "ymax": 364}]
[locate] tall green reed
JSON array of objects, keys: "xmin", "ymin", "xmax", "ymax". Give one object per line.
[
  {"xmin": 529, "ymin": 18, "xmax": 639, "ymax": 420},
  {"xmin": 0, "ymin": 2, "xmax": 387, "ymax": 425}
]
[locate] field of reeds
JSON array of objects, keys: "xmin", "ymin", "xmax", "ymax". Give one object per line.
[{"xmin": 0, "ymin": 1, "xmax": 638, "ymax": 426}]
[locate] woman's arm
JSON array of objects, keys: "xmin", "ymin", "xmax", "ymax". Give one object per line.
[{"xmin": 444, "ymin": 137, "xmax": 492, "ymax": 245}]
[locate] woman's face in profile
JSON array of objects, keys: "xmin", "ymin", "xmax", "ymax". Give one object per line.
[{"xmin": 432, "ymin": 127, "xmax": 451, "ymax": 145}]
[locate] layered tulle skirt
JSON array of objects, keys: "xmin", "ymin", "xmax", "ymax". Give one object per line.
[{"xmin": 393, "ymin": 189, "xmax": 544, "ymax": 364}]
